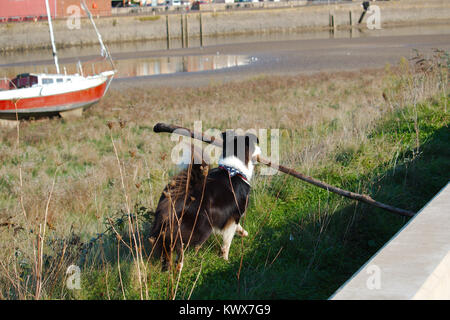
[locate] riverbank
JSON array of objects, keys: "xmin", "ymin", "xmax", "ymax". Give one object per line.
[
  {"xmin": 107, "ymin": 32, "xmax": 450, "ymax": 88},
  {"xmin": 0, "ymin": 55, "xmax": 448, "ymax": 299},
  {"xmin": 1, "ymin": 0, "xmax": 449, "ymax": 52},
  {"xmin": 2, "ymin": 30, "xmax": 449, "ymax": 89}
]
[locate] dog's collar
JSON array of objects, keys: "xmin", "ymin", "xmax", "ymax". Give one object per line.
[{"xmin": 218, "ymin": 165, "xmax": 251, "ymax": 186}]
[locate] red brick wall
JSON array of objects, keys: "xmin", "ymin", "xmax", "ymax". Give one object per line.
[
  {"xmin": 0, "ymin": 0, "xmax": 111, "ymax": 19},
  {"xmin": 0, "ymin": 0, "xmax": 57, "ymax": 18},
  {"xmin": 56, "ymin": 0, "xmax": 111, "ymax": 18}
]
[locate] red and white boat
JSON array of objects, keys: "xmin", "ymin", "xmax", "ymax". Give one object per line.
[
  {"xmin": 0, "ymin": 0, "xmax": 115, "ymax": 120},
  {"xmin": 0, "ymin": 71, "xmax": 114, "ymax": 119}
]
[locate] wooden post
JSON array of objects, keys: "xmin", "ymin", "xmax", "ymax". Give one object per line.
[
  {"xmin": 185, "ymin": 14, "xmax": 189, "ymax": 48},
  {"xmin": 349, "ymin": 10, "xmax": 353, "ymax": 38},
  {"xmin": 329, "ymin": 13, "xmax": 335, "ymax": 36},
  {"xmin": 199, "ymin": 13, "xmax": 203, "ymax": 48},
  {"xmin": 180, "ymin": 14, "xmax": 184, "ymax": 48},
  {"xmin": 166, "ymin": 15, "xmax": 170, "ymax": 50}
]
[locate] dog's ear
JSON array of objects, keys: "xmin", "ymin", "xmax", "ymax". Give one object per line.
[
  {"xmin": 221, "ymin": 130, "xmax": 235, "ymax": 158},
  {"xmin": 221, "ymin": 131, "xmax": 227, "ymax": 144},
  {"xmin": 221, "ymin": 130, "xmax": 235, "ymax": 141},
  {"xmin": 242, "ymin": 133, "xmax": 259, "ymax": 166},
  {"xmin": 245, "ymin": 133, "xmax": 259, "ymax": 148},
  {"xmin": 221, "ymin": 130, "xmax": 235, "ymax": 147},
  {"xmin": 245, "ymin": 133, "xmax": 259, "ymax": 160}
]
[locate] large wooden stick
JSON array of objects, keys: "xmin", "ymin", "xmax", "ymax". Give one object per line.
[{"xmin": 153, "ymin": 123, "xmax": 416, "ymax": 217}]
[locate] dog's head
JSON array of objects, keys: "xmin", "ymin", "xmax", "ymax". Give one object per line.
[{"xmin": 220, "ymin": 130, "xmax": 261, "ymax": 179}]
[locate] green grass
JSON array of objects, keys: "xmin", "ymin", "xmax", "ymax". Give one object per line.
[
  {"xmin": 181, "ymin": 98, "xmax": 449, "ymax": 299},
  {"xmin": 64, "ymin": 96, "xmax": 449, "ymax": 300},
  {"xmin": 0, "ymin": 54, "xmax": 448, "ymax": 299}
]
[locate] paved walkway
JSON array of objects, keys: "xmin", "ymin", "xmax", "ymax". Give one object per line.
[{"xmin": 331, "ymin": 182, "xmax": 450, "ymax": 300}]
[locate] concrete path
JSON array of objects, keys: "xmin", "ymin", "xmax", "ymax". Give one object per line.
[{"xmin": 331, "ymin": 183, "xmax": 450, "ymax": 300}]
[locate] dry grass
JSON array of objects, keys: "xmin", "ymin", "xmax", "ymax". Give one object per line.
[{"xmin": 0, "ymin": 50, "xmax": 448, "ymax": 299}]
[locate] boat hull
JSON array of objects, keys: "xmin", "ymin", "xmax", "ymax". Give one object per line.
[{"xmin": 0, "ymin": 79, "xmax": 108, "ymax": 120}]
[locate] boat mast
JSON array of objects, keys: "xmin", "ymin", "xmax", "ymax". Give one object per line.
[
  {"xmin": 45, "ymin": 0, "xmax": 60, "ymax": 74},
  {"xmin": 81, "ymin": 0, "xmax": 115, "ymax": 71}
]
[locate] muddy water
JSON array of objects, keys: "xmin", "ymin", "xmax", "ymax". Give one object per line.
[
  {"xmin": 0, "ymin": 54, "xmax": 251, "ymax": 80},
  {"xmin": 1, "ymin": 23, "xmax": 449, "ymax": 80}
]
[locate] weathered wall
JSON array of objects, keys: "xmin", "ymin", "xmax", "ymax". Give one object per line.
[{"xmin": 0, "ymin": 0, "xmax": 449, "ymax": 52}]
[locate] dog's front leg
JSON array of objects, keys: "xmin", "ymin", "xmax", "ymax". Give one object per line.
[
  {"xmin": 221, "ymin": 222, "xmax": 237, "ymax": 261},
  {"xmin": 235, "ymin": 223, "xmax": 248, "ymax": 237},
  {"xmin": 176, "ymin": 249, "xmax": 184, "ymax": 273}
]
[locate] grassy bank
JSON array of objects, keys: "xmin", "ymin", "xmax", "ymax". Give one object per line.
[{"xmin": 0, "ymin": 51, "xmax": 448, "ymax": 299}]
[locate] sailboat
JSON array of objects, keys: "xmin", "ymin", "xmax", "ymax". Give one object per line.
[{"xmin": 0, "ymin": 0, "xmax": 115, "ymax": 120}]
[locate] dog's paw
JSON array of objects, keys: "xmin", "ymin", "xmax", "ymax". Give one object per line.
[
  {"xmin": 221, "ymin": 248, "xmax": 229, "ymax": 261},
  {"xmin": 236, "ymin": 229, "xmax": 249, "ymax": 237}
]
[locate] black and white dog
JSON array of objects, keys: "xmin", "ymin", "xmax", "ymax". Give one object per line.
[{"xmin": 149, "ymin": 130, "xmax": 261, "ymax": 271}]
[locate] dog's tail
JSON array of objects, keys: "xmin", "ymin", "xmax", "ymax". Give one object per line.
[
  {"xmin": 176, "ymin": 142, "xmax": 211, "ymax": 189},
  {"xmin": 149, "ymin": 143, "xmax": 210, "ymax": 261},
  {"xmin": 178, "ymin": 142, "xmax": 211, "ymax": 169}
]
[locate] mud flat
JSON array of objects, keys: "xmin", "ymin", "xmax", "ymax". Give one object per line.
[{"xmin": 108, "ymin": 32, "xmax": 450, "ymax": 88}]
